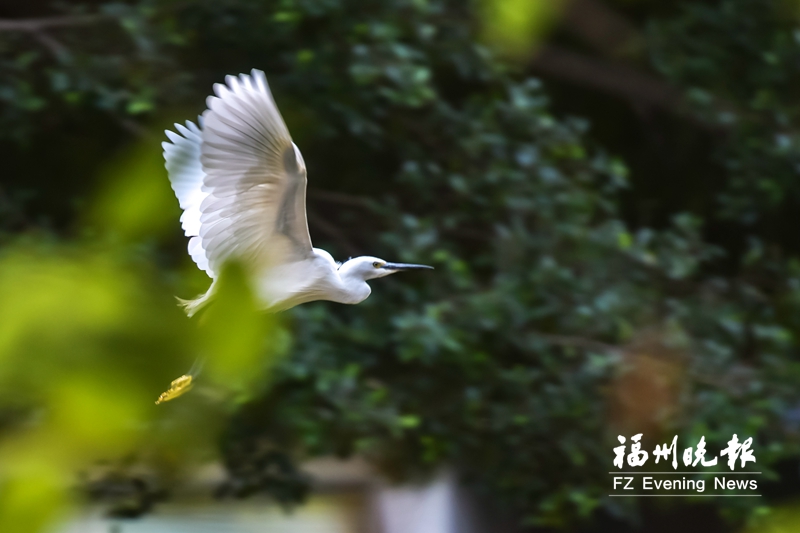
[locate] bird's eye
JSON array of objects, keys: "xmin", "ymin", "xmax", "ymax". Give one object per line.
[{"xmin": 373, "ymin": 262, "xmax": 381, "ymax": 268}]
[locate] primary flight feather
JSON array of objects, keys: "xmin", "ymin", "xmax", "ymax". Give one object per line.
[{"xmin": 163, "ymin": 69, "xmax": 432, "ymax": 316}]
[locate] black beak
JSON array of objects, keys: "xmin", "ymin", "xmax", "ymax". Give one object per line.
[{"xmin": 382, "ymin": 262, "xmax": 434, "ymax": 271}]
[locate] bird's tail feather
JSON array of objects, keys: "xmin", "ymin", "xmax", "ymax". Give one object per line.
[{"xmin": 176, "ymin": 290, "xmax": 212, "ymax": 317}]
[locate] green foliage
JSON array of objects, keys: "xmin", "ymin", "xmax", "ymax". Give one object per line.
[
  {"xmin": 649, "ymin": 0, "xmax": 800, "ymax": 227},
  {"xmin": 4, "ymin": 0, "xmax": 800, "ymax": 531},
  {"xmin": 0, "ymin": 154, "xmax": 287, "ymax": 533},
  {"xmin": 0, "ymin": 241, "xmax": 190, "ymax": 532},
  {"xmin": 0, "ymin": 2, "xmax": 186, "ymax": 142}
]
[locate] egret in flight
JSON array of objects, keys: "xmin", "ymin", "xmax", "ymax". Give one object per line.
[{"xmin": 163, "ymin": 69, "xmax": 432, "ymax": 316}]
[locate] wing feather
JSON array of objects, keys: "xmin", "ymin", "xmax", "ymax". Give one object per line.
[
  {"xmin": 162, "ymin": 119, "xmax": 213, "ymax": 275},
  {"xmin": 163, "ymin": 69, "xmax": 313, "ymax": 279}
]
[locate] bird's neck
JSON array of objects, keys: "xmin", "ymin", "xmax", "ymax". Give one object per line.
[{"xmin": 337, "ymin": 267, "xmax": 372, "ymax": 305}]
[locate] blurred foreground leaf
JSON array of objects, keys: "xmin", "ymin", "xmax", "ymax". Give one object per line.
[
  {"xmin": 87, "ymin": 143, "xmax": 178, "ymax": 242},
  {"xmin": 480, "ymin": 0, "xmax": 571, "ymax": 58},
  {"xmin": 198, "ymin": 260, "xmax": 288, "ymax": 399},
  {"xmin": 0, "ymin": 241, "xmax": 287, "ymax": 532}
]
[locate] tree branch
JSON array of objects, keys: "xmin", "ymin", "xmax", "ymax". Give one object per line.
[
  {"xmin": 563, "ymin": 0, "xmax": 644, "ymax": 59},
  {"xmin": 531, "ymin": 45, "xmax": 682, "ymax": 110},
  {"xmin": 549, "ymin": 2, "xmax": 743, "ymax": 131},
  {"xmin": 30, "ymin": 30, "xmax": 69, "ymax": 58},
  {"xmin": 0, "ymin": 15, "xmax": 110, "ymax": 32}
]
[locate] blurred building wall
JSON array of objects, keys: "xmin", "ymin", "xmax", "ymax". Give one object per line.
[{"xmin": 60, "ymin": 460, "xmax": 499, "ymax": 533}]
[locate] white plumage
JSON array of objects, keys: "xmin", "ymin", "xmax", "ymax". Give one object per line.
[{"xmin": 163, "ymin": 69, "xmax": 432, "ymax": 315}]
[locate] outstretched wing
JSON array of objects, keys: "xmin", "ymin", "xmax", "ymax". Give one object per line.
[
  {"xmin": 163, "ymin": 69, "xmax": 313, "ymax": 278},
  {"xmin": 163, "ymin": 119, "xmax": 213, "ymax": 275}
]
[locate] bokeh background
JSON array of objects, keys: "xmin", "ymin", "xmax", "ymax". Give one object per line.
[{"xmin": 2, "ymin": 0, "xmax": 800, "ymax": 532}]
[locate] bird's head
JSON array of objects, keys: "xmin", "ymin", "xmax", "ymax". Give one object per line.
[{"xmin": 341, "ymin": 256, "xmax": 434, "ymax": 281}]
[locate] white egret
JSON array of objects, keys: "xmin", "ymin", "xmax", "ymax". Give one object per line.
[{"xmin": 162, "ymin": 69, "xmax": 432, "ymax": 316}]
